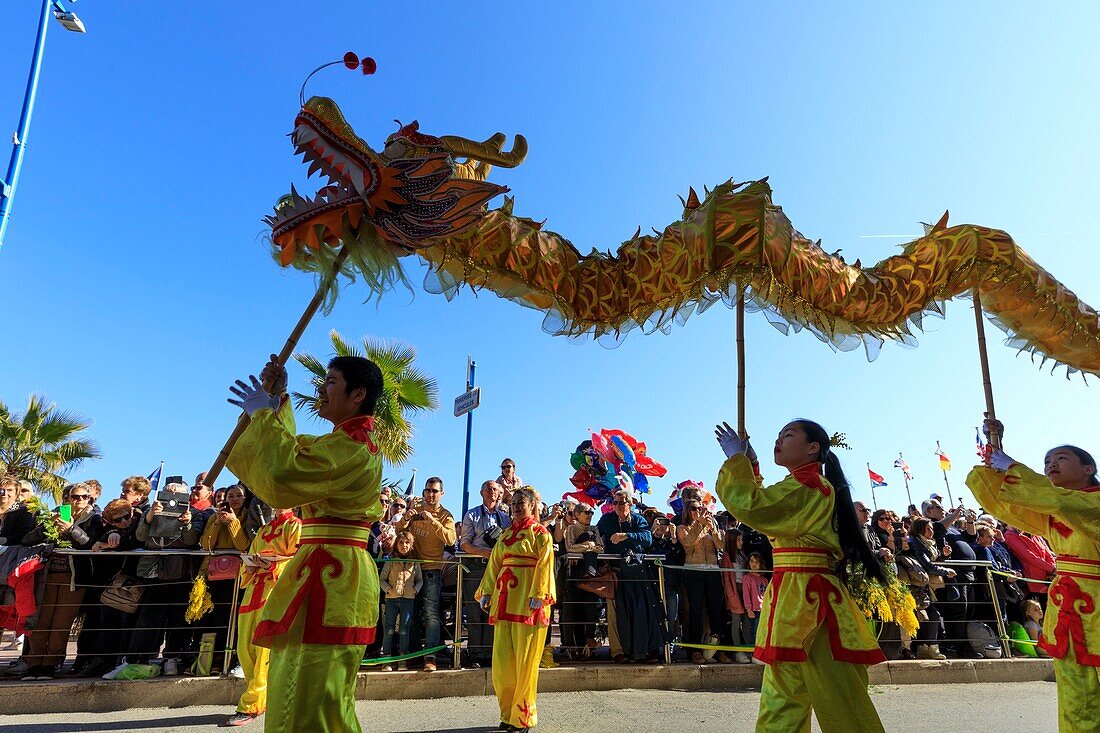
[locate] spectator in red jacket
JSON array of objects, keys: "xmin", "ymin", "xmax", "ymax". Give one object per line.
[{"xmin": 1003, "ymin": 526, "xmax": 1056, "ymax": 602}]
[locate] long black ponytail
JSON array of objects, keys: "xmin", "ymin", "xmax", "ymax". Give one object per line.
[{"xmin": 794, "ymin": 419, "xmax": 887, "ymax": 585}]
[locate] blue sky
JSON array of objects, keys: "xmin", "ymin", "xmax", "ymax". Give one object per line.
[{"xmin": 2, "ymin": 2, "xmax": 1098, "ymax": 518}]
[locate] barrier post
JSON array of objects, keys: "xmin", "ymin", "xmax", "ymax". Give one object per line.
[
  {"xmin": 656, "ymin": 561, "xmax": 671, "ymax": 664},
  {"xmin": 453, "ymin": 558, "xmax": 464, "ymax": 670},
  {"xmin": 987, "ymin": 570, "xmax": 1014, "ymax": 659},
  {"xmin": 223, "ymin": 569, "xmax": 242, "ymax": 675}
]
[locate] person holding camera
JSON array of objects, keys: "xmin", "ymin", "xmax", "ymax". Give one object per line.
[
  {"xmin": 197, "ymin": 484, "xmax": 252, "ymax": 675},
  {"xmin": 459, "ymin": 480, "xmax": 511, "ymax": 667}
]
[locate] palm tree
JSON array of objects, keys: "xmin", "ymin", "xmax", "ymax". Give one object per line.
[
  {"xmin": 293, "ymin": 331, "xmax": 439, "ymax": 466},
  {"xmin": 0, "ymin": 394, "xmax": 101, "ymax": 502}
]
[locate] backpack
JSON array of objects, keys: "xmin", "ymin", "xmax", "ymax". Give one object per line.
[{"xmin": 967, "ymin": 621, "xmax": 1003, "ymax": 658}]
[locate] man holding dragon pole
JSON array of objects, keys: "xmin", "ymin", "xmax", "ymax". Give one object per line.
[{"xmin": 226, "ymin": 353, "xmax": 383, "ymax": 733}]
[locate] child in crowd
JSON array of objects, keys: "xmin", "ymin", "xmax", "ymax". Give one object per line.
[
  {"xmin": 741, "ymin": 552, "xmax": 768, "ymax": 644},
  {"xmin": 1023, "ymin": 598, "xmax": 1048, "ymax": 657},
  {"xmin": 379, "ymin": 531, "xmax": 423, "ymax": 671},
  {"xmin": 564, "ymin": 502, "xmax": 604, "ymax": 576},
  {"xmin": 721, "ymin": 527, "xmax": 752, "ymax": 663}
]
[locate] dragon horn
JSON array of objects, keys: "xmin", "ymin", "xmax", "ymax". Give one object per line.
[{"xmin": 441, "ymin": 134, "xmax": 528, "ymax": 168}]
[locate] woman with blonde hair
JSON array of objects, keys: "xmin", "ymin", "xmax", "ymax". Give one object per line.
[{"xmin": 477, "ymin": 486, "xmax": 555, "ymax": 732}]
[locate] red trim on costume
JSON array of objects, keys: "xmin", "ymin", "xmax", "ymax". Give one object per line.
[
  {"xmin": 299, "ymin": 537, "xmax": 368, "ymax": 549},
  {"xmin": 301, "ymin": 517, "xmax": 372, "ymax": 528},
  {"xmin": 334, "ymin": 415, "xmax": 378, "ymax": 453},
  {"xmin": 1061, "ymin": 555, "xmax": 1100, "ymax": 567},
  {"xmin": 260, "ymin": 511, "xmax": 298, "ymax": 543},
  {"xmin": 755, "ymin": 645, "xmax": 807, "ymax": 663},
  {"xmin": 253, "ymin": 546, "xmax": 377, "ymax": 646},
  {"xmin": 1049, "ymin": 517, "xmax": 1074, "ymax": 539},
  {"xmin": 773, "ymin": 547, "xmax": 832, "ymax": 555},
  {"xmin": 1038, "ymin": 574, "xmax": 1100, "ymax": 666},
  {"xmin": 239, "ymin": 573, "xmax": 270, "ymax": 614},
  {"xmin": 759, "ymin": 568, "xmax": 783, "ymax": 654},
  {"xmin": 487, "ymin": 567, "xmax": 550, "ymax": 627},
  {"xmin": 791, "ymin": 463, "xmax": 830, "ymax": 497},
  {"xmin": 774, "ymin": 566, "xmax": 835, "ymax": 573}
]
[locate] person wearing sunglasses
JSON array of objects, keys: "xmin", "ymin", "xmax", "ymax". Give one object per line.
[
  {"xmin": 496, "ymin": 460, "xmax": 523, "ymax": 509},
  {"xmin": 678, "ymin": 499, "xmax": 730, "ymax": 664},
  {"xmin": 19, "ymin": 483, "xmax": 105, "ymax": 680}
]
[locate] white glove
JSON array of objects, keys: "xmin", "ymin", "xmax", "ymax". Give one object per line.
[
  {"xmin": 228, "ymin": 375, "xmax": 279, "ymax": 416},
  {"xmin": 479, "ymin": 596, "xmax": 491, "ymax": 612},
  {"xmin": 528, "ymin": 597, "xmax": 544, "ymax": 610},
  {"xmin": 714, "ymin": 421, "xmax": 745, "ymax": 459},
  {"xmin": 987, "ymin": 448, "xmax": 1015, "ymax": 473}
]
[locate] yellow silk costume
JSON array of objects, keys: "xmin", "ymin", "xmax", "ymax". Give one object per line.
[
  {"xmin": 228, "ymin": 402, "xmax": 382, "ymax": 733},
  {"xmin": 235, "ymin": 510, "xmax": 301, "ymax": 717},
  {"xmin": 968, "ymin": 463, "xmax": 1100, "ymax": 733},
  {"xmin": 716, "ymin": 454, "xmax": 885, "ymax": 733},
  {"xmin": 476, "ymin": 516, "xmax": 556, "ymax": 730}
]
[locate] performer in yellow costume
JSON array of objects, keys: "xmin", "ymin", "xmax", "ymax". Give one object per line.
[
  {"xmin": 227, "ymin": 354, "xmax": 384, "ymax": 733},
  {"xmin": 968, "ymin": 419, "xmax": 1100, "ymax": 733},
  {"xmin": 226, "ymin": 508, "xmax": 302, "ymax": 727},
  {"xmin": 476, "ymin": 486, "xmax": 556, "ymax": 732},
  {"xmin": 714, "ymin": 420, "xmax": 886, "ymax": 733}
]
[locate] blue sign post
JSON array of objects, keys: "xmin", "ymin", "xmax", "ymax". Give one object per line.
[
  {"xmin": 0, "ymin": 0, "xmax": 87, "ymax": 253},
  {"xmin": 456, "ymin": 357, "xmax": 478, "ymax": 517}
]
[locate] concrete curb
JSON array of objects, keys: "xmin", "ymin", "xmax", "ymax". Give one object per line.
[{"xmin": 0, "ymin": 659, "xmax": 1054, "ymax": 715}]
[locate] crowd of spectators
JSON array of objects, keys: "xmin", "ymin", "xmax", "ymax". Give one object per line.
[{"xmin": 0, "ymin": 461, "xmax": 1057, "ymax": 681}]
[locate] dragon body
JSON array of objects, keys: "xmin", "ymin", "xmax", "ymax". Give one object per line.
[{"xmin": 270, "ymin": 97, "xmax": 1100, "ymax": 377}]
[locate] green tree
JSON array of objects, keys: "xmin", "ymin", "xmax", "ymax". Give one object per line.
[
  {"xmin": 293, "ymin": 331, "xmax": 438, "ymax": 466},
  {"xmin": 0, "ymin": 394, "xmax": 101, "ymax": 502}
]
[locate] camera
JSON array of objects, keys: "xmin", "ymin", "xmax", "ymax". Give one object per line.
[
  {"xmin": 482, "ymin": 524, "xmax": 503, "ymax": 548},
  {"xmin": 155, "ymin": 490, "xmax": 187, "ymax": 518}
]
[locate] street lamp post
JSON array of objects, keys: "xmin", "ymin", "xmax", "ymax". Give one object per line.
[{"xmin": 0, "ymin": 0, "xmax": 87, "ymax": 253}]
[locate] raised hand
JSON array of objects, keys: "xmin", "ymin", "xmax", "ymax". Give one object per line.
[
  {"xmin": 714, "ymin": 421, "xmax": 746, "ymax": 459},
  {"xmin": 228, "ymin": 375, "xmax": 279, "ymax": 416},
  {"xmin": 260, "ymin": 354, "xmax": 288, "ymax": 395},
  {"xmin": 987, "ymin": 447, "xmax": 1015, "ymax": 473}
]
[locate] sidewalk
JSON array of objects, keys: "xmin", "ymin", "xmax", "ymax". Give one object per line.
[{"xmin": 0, "ymin": 658, "xmax": 1054, "ymax": 715}]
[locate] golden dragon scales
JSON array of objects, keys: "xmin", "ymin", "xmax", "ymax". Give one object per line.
[{"xmin": 267, "ymin": 96, "xmax": 1100, "ymax": 377}]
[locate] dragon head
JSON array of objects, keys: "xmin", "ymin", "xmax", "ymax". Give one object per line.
[{"xmin": 267, "ymin": 95, "xmax": 527, "ymax": 266}]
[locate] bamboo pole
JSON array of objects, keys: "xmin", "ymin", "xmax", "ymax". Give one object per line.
[
  {"xmin": 204, "ymin": 247, "xmax": 350, "ymax": 486},
  {"xmin": 972, "ymin": 287, "xmax": 1001, "ymax": 449},
  {"xmin": 736, "ymin": 292, "xmax": 746, "ymax": 439}
]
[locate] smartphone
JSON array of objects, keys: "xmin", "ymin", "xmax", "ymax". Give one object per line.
[{"xmin": 58, "ymin": 504, "xmax": 72, "ymax": 522}]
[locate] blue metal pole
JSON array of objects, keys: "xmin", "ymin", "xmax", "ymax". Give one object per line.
[
  {"xmin": 460, "ymin": 358, "xmax": 476, "ymax": 518},
  {"xmin": 0, "ymin": 0, "xmax": 54, "ymax": 252}
]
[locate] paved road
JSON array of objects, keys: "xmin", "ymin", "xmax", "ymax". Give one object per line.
[{"xmin": 0, "ymin": 682, "xmax": 1058, "ymax": 732}]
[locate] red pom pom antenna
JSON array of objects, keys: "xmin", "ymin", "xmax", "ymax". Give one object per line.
[
  {"xmin": 343, "ymin": 51, "xmax": 359, "ymax": 70},
  {"xmin": 361, "ymin": 57, "xmax": 377, "ymax": 75}
]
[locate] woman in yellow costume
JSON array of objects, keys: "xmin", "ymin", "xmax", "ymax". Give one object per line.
[
  {"xmin": 226, "ymin": 354, "xmax": 384, "ymax": 733},
  {"xmin": 476, "ymin": 486, "xmax": 556, "ymax": 733},
  {"xmin": 968, "ymin": 418, "xmax": 1100, "ymax": 733},
  {"xmin": 714, "ymin": 419, "xmax": 886, "ymax": 733},
  {"xmin": 225, "ymin": 507, "xmax": 302, "ymax": 727}
]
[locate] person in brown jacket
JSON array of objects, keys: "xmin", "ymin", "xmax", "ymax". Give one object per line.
[
  {"xmin": 397, "ymin": 477, "xmax": 456, "ymax": 672},
  {"xmin": 378, "ymin": 531, "xmax": 424, "ymax": 670}
]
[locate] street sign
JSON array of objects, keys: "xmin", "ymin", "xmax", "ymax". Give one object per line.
[{"xmin": 453, "ymin": 386, "xmax": 481, "ymax": 417}]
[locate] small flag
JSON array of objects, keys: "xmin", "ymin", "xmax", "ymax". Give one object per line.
[
  {"xmin": 868, "ymin": 468, "xmax": 888, "ymax": 488},
  {"xmin": 403, "ymin": 468, "xmax": 418, "ymax": 499},
  {"xmin": 147, "ymin": 465, "xmax": 163, "ymax": 493},
  {"xmin": 893, "ymin": 458, "xmax": 913, "ymax": 481},
  {"xmin": 975, "ymin": 428, "xmax": 986, "ymax": 458},
  {"xmin": 935, "ymin": 447, "xmax": 952, "ymax": 471}
]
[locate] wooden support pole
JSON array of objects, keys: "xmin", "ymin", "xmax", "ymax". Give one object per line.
[
  {"xmin": 736, "ymin": 292, "xmax": 746, "ymax": 439},
  {"xmin": 204, "ymin": 247, "xmax": 350, "ymax": 486},
  {"xmin": 972, "ymin": 287, "xmax": 1001, "ymax": 449}
]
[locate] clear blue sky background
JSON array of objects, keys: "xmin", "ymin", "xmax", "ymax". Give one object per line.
[{"xmin": 2, "ymin": 2, "xmax": 1098, "ymax": 518}]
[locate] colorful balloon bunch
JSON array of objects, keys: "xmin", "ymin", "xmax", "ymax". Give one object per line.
[{"xmin": 565, "ymin": 429, "xmax": 667, "ymax": 508}]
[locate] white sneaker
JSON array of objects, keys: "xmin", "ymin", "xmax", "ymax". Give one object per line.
[
  {"xmin": 5, "ymin": 660, "xmax": 28, "ymax": 676},
  {"xmin": 3, "ymin": 634, "xmax": 24, "ymax": 650},
  {"xmin": 161, "ymin": 658, "xmax": 179, "ymax": 677},
  {"xmin": 751, "ymin": 657, "xmax": 765, "ymax": 665},
  {"xmin": 735, "ymin": 652, "xmax": 752, "ymax": 664},
  {"xmin": 229, "ymin": 664, "xmax": 245, "ymax": 679}
]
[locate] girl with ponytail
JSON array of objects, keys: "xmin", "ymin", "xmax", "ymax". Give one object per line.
[
  {"xmin": 968, "ymin": 418, "xmax": 1100, "ymax": 733},
  {"xmin": 713, "ymin": 419, "xmax": 886, "ymax": 733}
]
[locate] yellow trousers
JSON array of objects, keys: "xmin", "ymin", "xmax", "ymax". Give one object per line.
[
  {"xmin": 757, "ymin": 627, "xmax": 884, "ymax": 733},
  {"xmin": 235, "ymin": 609, "xmax": 268, "ymax": 715},
  {"xmin": 492, "ymin": 622, "xmax": 548, "ymax": 729},
  {"xmin": 1054, "ymin": 657, "xmax": 1100, "ymax": 733},
  {"xmin": 264, "ymin": 642, "xmax": 364, "ymax": 733}
]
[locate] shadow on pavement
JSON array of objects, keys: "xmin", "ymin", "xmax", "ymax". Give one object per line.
[{"xmin": 0, "ymin": 714, "xmax": 226, "ymax": 733}]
